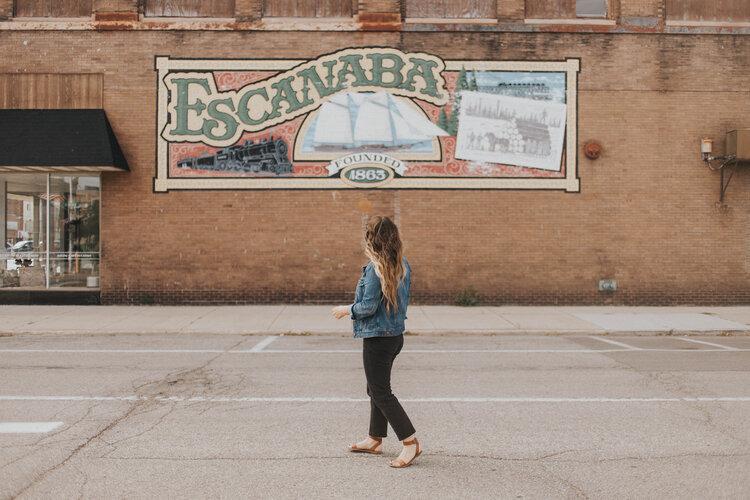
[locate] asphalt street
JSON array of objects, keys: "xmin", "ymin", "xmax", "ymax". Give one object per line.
[{"xmin": 1, "ymin": 333, "xmax": 749, "ymax": 498}]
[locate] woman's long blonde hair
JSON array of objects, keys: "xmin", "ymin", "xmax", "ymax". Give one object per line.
[{"xmin": 364, "ymin": 216, "xmax": 405, "ymax": 314}]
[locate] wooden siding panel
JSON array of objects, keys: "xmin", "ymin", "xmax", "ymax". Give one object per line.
[
  {"xmin": 406, "ymin": 0, "xmax": 444, "ymax": 18},
  {"xmin": 264, "ymin": 0, "xmax": 351, "ymax": 17},
  {"xmin": 445, "ymin": 0, "xmax": 495, "ymax": 18},
  {"xmin": 0, "ymin": 74, "xmax": 103, "ymax": 109},
  {"xmin": 525, "ymin": 0, "xmax": 576, "ymax": 18},
  {"xmin": 317, "ymin": 0, "xmax": 352, "ymax": 17},
  {"xmin": 144, "ymin": 0, "xmax": 235, "ymax": 17},
  {"xmin": 15, "ymin": 0, "xmax": 92, "ymax": 17},
  {"xmin": 406, "ymin": 0, "xmax": 495, "ymax": 18},
  {"xmin": 264, "ymin": 0, "xmax": 311, "ymax": 17}
]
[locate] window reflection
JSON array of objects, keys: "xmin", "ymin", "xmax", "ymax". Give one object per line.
[
  {"xmin": 1, "ymin": 174, "xmax": 47, "ymax": 288},
  {"xmin": 1, "ymin": 174, "xmax": 100, "ymax": 289},
  {"xmin": 49, "ymin": 175, "xmax": 100, "ymax": 287}
]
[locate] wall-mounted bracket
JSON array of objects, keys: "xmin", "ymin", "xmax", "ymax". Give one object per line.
[{"xmin": 703, "ymin": 155, "xmax": 737, "ymax": 203}]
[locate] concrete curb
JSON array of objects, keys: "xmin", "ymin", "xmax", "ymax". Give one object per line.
[{"xmin": 2, "ymin": 305, "xmax": 749, "ymax": 337}]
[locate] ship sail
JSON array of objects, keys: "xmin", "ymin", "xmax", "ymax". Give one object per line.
[
  {"xmin": 312, "ymin": 91, "xmax": 447, "ymax": 149},
  {"xmin": 312, "ymin": 93, "xmax": 354, "ymax": 146},
  {"xmin": 353, "ymin": 92, "xmax": 393, "ymax": 144},
  {"xmin": 390, "ymin": 95, "xmax": 449, "ymax": 139}
]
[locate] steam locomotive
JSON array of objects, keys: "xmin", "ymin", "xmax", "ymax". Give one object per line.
[{"xmin": 177, "ymin": 137, "xmax": 293, "ymax": 175}]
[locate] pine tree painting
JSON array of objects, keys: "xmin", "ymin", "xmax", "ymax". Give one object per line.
[
  {"xmin": 456, "ymin": 67, "xmax": 469, "ymax": 92},
  {"xmin": 447, "ymin": 66, "xmax": 472, "ymax": 136},
  {"xmin": 469, "ymin": 71, "xmax": 479, "ymax": 91},
  {"xmin": 434, "ymin": 67, "xmax": 477, "ymax": 137},
  {"xmin": 447, "ymin": 106, "xmax": 459, "ymax": 136},
  {"xmin": 438, "ymin": 108, "xmax": 449, "ymax": 131}
]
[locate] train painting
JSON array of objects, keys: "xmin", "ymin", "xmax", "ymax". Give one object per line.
[{"xmin": 176, "ymin": 137, "xmax": 293, "ymax": 175}]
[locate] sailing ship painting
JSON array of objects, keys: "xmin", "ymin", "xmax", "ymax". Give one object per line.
[{"xmin": 300, "ymin": 91, "xmax": 448, "ymax": 155}]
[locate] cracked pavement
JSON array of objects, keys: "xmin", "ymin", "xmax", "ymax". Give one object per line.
[{"xmin": 1, "ymin": 333, "xmax": 749, "ymax": 498}]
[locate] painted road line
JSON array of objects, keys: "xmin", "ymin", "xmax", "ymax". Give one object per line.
[
  {"xmin": 677, "ymin": 337, "xmax": 739, "ymax": 351},
  {"xmin": 247, "ymin": 336, "xmax": 278, "ymax": 352},
  {"xmin": 0, "ymin": 348, "xmax": 749, "ymax": 354},
  {"xmin": 1, "ymin": 395, "xmax": 749, "ymax": 404},
  {"xmin": 0, "ymin": 421, "xmax": 63, "ymax": 433},
  {"xmin": 0, "ymin": 396, "xmax": 140, "ymax": 402},
  {"xmin": 0, "ymin": 348, "xmax": 626, "ymax": 354},
  {"xmin": 587, "ymin": 336, "xmax": 642, "ymax": 350},
  {"xmin": 247, "ymin": 349, "xmax": 622, "ymax": 354},
  {"xmin": 0, "ymin": 349, "xmax": 226, "ymax": 354},
  {"xmin": 260, "ymin": 348, "xmax": 750, "ymax": 353}
]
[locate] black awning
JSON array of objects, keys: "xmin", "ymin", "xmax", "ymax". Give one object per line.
[{"xmin": 0, "ymin": 109, "xmax": 129, "ymax": 173}]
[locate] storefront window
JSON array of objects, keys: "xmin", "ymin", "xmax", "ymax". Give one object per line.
[
  {"xmin": 1, "ymin": 174, "xmax": 100, "ymax": 289},
  {"xmin": 49, "ymin": 175, "xmax": 100, "ymax": 287}
]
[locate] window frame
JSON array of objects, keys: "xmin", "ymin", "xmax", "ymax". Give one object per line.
[
  {"xmin": 524, "ymin": 0, "xmax": 616, "ymax": 25},
  {"xmin": 575, "ymin": 0, "xmax": 608, "ymax": 19}
]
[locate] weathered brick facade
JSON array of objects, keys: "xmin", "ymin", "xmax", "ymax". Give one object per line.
[{"xmin": 1, "ymin": 1, "xmax": 748, "ymax": 305}]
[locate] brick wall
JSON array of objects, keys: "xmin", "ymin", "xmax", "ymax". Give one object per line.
[{"xmin": 0, "ymin": 29, "xmax": 747, "ymax": 305}]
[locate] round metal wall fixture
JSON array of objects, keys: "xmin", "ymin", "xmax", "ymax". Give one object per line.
[{"xmin": 583, "ymin": 141, "xmax": 603, "ymax": 160}]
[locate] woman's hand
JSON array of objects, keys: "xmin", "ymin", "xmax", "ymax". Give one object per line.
[{"xmin": 331, "ymin": 305, "xmax": 352, "ymax": 319}]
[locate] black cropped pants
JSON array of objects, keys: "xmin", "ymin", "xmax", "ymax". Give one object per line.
[{"xmin": 363, "ymin": 334, "xmax": 416, "ymax": 441}]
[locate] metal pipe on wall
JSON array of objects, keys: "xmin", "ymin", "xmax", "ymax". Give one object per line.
[
  {"xmin": 0, "ymin": 180, "xmax": 5, "ymax": 250},
  {"xmin": 46, "ymin": 174, "xmax": 50, "ymax": 288}
]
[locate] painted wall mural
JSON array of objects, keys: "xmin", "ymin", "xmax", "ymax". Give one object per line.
[{"xmin": 154, "ymin": 49, "xmax": 580, "ymax": 191}]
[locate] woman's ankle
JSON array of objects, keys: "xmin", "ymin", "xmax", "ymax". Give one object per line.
[{"xmin": 401, "ymin": 433, "xmax": 416, "ymax": 444}]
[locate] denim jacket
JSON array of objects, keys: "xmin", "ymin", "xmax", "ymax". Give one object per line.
[{"xmin": 350, "ymin": 258, "xmax": 411, "ymax": 339}]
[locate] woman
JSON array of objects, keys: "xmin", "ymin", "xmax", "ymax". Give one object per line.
[{"xmin": 331, "ymin": 216, "xmax": 421, "ymax": 468}]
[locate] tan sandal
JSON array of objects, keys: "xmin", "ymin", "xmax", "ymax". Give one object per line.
[
  {"xmin": 389, "ymin": 437, "xmax": 421, "ymax": 468},
  {"xmin": 349, "ymin": 436, "xmax": 383, "ymax": 455}
]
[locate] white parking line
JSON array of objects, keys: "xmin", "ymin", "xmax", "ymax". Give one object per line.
[
  {"xmin": 0, "ymin": 349, "xmax": 227, "ymax": 354},
  {"xmin": 258, "ymin": 348, "xmax": 747, "ymax": 354},
  {"xmin": 677, "ymin": 337, "xmax": 739, "ymax": 351},
  {"xmin": 0, "ymin": 348, "xmax": 748, "ymax": 354},
  {"xmin": 248, "ymin": 336, "xmax": 278, "ymax": 352},
  {"xmin": 0, "ymin": 421, "xmax": 63, "ymax": 433},
  {"xmin": 587, "ymin": 336, "xmax": 642, "ymax": 350},
  {"xmin": 0, "ymin": 395, "xmax": 749, "ymax": 404},
  {"xmin": 242, "ymin": 349, "xmax": 627, "ymax": 354}
]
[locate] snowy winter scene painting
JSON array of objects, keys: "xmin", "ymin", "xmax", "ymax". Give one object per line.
[{"xmin": 455, "ymin": 71, "xmax": 567, "ymax": 172}]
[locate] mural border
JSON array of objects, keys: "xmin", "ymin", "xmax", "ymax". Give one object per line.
[{"xmin": 153, "ymin": 54, "xmax": 581, "ymax": 193}]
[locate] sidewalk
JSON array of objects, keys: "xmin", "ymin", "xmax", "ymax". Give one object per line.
[{"xmin": 1, "ymin": 305, "xmax": 750, "ymax": 336}]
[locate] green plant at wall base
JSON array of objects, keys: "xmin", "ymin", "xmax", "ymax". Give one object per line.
[
  {"xmin": 455, "ymin": 287, "xmax": 480, "ymax": 306},
  {"xmin": 139, "ymin": 294, "xmax": 155, "ymax": 305}
]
